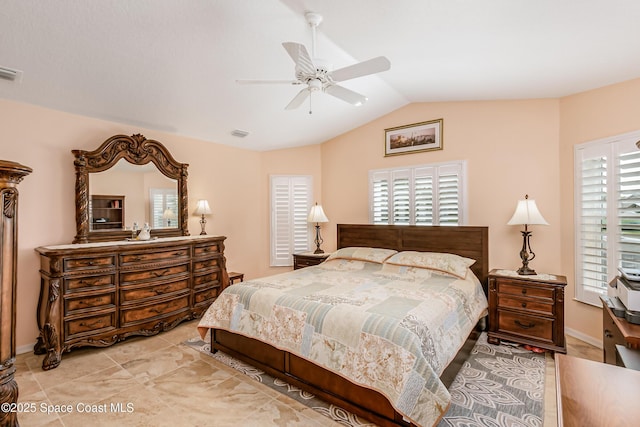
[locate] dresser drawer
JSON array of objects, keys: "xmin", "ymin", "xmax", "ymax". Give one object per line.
[
  {"xmin": 497, "ymin": 310, "xmax": 554, "ymax": 342},
  {"xmin": 120, "ymin": 278, "xmax": 190, "ymax": 303},
  {"xmin": 120, "ymin": 295, "xmax": 190, "ymax": 326},
  {"xmin": 64, "ymin": 255, "xmax": 116, "ymax": 272},
  {"xmin": 496, "ymin": 282, "xmax": 554, "ymax": 300},
  {"xmin": 120, "ymin": 246, "xmax": 190, "ymax": 266},
  {"xmin": 65, "ymin": 274, "xmax": 116, "ymax": 293},
  {"xmin": 65, "ymin": 312, "xmax": 116, "ymax": 338},
  {"xmin": 497, "ymin": 295, "xmax": 554, "ymax": 316},
  {"xmin": 193, "ymin": 270, "xmax": 221, "ymax": 288},
  {"xmin": 65, "ymin": 292, "xmax": 115, "ymax": 315},
  {"xmin": 120, "ymin": 263, "xmax": 190, "ymax": 284},
  {"xmin": 194, "ymin": 286, "xmax": 220, "ymax": 306},
  {"xmin": 194, "ymin": 243, "xmax": 221, "ymax": 257},
  {"xmin": 193, "ymin": 257, "xmax": 221, "ymax": 271}
]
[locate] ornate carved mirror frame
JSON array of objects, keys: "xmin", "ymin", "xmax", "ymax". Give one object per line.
[{"xmin": 73, "ymin": 134, "xmax": 189, "ymax": 243}]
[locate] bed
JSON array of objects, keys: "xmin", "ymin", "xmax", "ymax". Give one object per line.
[{"xmin": 198, "ymin": 224, "xmax": 489, "ymax": 427}]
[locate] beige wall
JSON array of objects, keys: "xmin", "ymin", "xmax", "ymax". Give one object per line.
[{"xmin": 559, "ymin": 78, "xmax": 640, "ymax": 344}]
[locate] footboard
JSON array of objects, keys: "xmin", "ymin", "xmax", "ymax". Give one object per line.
[{"xmin": 211, "ymin": 329, "xmax": 413, "ymax": 427}]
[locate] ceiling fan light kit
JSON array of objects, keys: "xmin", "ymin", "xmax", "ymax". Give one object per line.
[{"xmin": 237, "ymin": 12, "xmax": 390, "ymax": 113}]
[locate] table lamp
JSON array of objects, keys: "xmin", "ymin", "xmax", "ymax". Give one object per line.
[
  {"xmin": 307, "ymin": 203, "xmax": 329, "ymax": 254},
  {"xmin": 194, "ymin": 199, "xmax": 211, "ymax": 235},
  {"xmin": 507, "ymin": 194, "xmax": 548, "ymax": 275}
]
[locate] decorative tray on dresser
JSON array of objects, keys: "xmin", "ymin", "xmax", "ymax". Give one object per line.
[
  {"xmin": 488, "ymin": 268, "xmax": 567, "ymax": 353},
  {"xmin": 34, "ymin": 235, "xmax": 228, "ymax": 370}
]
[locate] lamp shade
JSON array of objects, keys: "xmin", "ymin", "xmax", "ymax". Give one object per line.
[
  {"xmin": 307, "ymin": 203, "xmax": 329, "ymax": 223},
  {"xmin": 194, "ymin": 199, "xmax": 211, "ymax": 215},
  {"xmin": 162, "ymin": 208, "xmax": 176, "ymax": 219},
  {"xmin": 507, "ymin": 195, "xmax": 548, "ymax": 226}
]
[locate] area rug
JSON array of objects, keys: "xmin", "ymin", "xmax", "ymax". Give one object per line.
[{"xmin": 183, "ymin": 333, "xmax": 545, "ymax": 427}]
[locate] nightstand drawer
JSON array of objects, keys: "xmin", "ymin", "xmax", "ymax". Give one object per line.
[
  {"xmin": 497, "ymin": 295, "xmax": 554, "ymax": 316},
  {"xmin": 497, "ymin": 310, "xmax": 553, "ymax": 342},
  {"xmin": 497, "ymin": 282, "xmax": 554, "ymax": 300}
]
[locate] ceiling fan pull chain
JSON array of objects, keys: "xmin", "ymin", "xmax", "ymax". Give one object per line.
[{"xmin": 309, "ymin": 91, "xmax": 313, "ymax": 115}]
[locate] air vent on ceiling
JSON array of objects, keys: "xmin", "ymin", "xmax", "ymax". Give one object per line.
[
  {"xmin": 0, "ymin": 66, "xmax": 23, "ymax": 83},
  {"xmin": 231, "ymin": 129, "xmax": 249, "ymax": 138}
]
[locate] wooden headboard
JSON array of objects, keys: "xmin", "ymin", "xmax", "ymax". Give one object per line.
[{"xmin": 336, "ymin": 224, "xmax": 489, "ymax": 292}]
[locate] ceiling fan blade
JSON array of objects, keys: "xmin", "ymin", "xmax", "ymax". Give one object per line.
[
  {"xmin": 324, "ymin": 84, "xmax": 368, "ymax": 106},
  {"xmin": 330, "ymin": 56, "xmax": 391, "ymax": 82},
  {"xmin": 282, "ymin": 42, "xmax": 315, "ymax": 75},
  {"xmin": 285, "ymin": 88, "xmax": 310, "ymax": 110},
  {"xmin": 236, "ymin": 79, "xmax": 300, "ymax": 85}
]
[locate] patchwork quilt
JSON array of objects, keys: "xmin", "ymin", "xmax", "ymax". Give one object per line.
[{"xmin": 198, "ymin": 257, "xmax": 488, "ymax": 427}]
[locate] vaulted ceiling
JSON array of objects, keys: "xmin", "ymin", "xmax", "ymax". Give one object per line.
[{"xmin": 2, "ymin": 0, "xmax": 640, "ymax": 151}]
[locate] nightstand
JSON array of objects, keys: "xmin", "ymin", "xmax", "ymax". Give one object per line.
[
  {"xmin": 228, "ymin": 272, "xmax": 244, "ymax": 284},
  {"xmin": 488, "ymin": 269, "xmax": 567, "ymax": 353},
  {"xmin": 293, "ymin": 252, "xmax": 330, "ymax": 270}
]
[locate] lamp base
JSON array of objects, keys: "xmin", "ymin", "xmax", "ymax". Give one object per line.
[
  {"xmin": 313, "ymin": 248, "xmax": 324, "ymax": 254},
  {"xmin": 517, "ymin": 266, "xmax": 537, "ymax": 275}
]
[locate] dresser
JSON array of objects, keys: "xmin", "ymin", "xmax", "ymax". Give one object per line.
[
  {"xmin": 34, "ymin": 235, "xmax": 228, "ymax": 370},
  {"xmin": 488, "ymin": 269, "xmax": 567, "ymax": 353},
  {"xmin": 292, "ymin": 252, "xmax": 330, "ymax": 269}
]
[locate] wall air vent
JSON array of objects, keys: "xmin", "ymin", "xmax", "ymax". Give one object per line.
[
  {"xmin": 0, "ymin": 66, "xmax": 23, "ymax": 83},
  {"xmin": 231, "ymin": 129, "xmax": 249, "ymax": 138}
]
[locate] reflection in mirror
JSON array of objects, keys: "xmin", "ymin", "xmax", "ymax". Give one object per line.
[{"xmin": 89, "ymin": 160, "xmax": 178, "ymax": 232}]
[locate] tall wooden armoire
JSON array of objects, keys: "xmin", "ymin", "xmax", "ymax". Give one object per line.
[{"xmin": 0, "ymin": 160, "xmax": 32, "ymax": 427}]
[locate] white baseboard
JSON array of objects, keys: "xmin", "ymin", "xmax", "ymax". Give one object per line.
[
  {"xmin": 17, "ymin": 342, "xmax": 35, "ymax": 355},
  {"xmin": 565, "ymin": 327, "xmax": 602, "ymax": 349}
]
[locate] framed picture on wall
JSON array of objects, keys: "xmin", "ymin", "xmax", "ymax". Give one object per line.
[{"xmin": 384, "ymin": 119, "xmax": 443, "ymax": 156}]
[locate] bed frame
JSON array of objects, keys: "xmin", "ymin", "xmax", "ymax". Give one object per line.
[{"xmin": 210, "ymin": 224, "xmax": 489, "ymax": 427}]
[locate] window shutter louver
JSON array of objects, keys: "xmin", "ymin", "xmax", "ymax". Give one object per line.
[
  {"xmin": 392, "ymin": 170, "xmax": 411, "ymax": 225},
  {"xmin": 371, "ymin": 173, "xmax": 389, "ymax": 224},
  {"xmin": 414, "ymin": 169, "xmax": 433, "ymax": 225},
  {"xmin": 438, "ymin": 168, "xmax": 461, "ymax": 225}
]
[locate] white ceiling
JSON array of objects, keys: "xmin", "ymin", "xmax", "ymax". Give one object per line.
[{"xmin": 2, "ymin": 0, "xmax": 640, "ymax": 151}]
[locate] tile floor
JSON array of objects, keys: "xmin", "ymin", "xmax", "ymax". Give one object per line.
[{"xmin": 14, "ymin": 321, "xmax": 602, "ymax": 427}]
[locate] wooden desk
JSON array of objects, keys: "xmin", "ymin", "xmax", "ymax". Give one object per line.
[{"xmin": 556, "ymin": 354, "xmax": 640, "ymax": 426}]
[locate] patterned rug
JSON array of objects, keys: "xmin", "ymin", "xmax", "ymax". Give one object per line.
[{"xmin": 183, "ymin": 333, "xmax": 545, "ymax": 427}]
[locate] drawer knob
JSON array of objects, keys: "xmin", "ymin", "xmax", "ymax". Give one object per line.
[
  {"xmin": 521, "ymin": 289, "xmax": 527, "ymax": 295},
  {"xmin": 514, "ymin": 320, "xmax": 535, "ymax": 329},
  {"xmin": 604, "ymin": 329, "xmax": 613, "ymax": 339},
  {"xmin": 521, "ymin": 302, "xmax": 527, "ymax": 308}
]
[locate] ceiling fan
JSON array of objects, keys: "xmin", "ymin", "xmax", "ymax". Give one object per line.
[{"xmin": 237, "ymin": 12, "xmax": 391, "ymax": 113}]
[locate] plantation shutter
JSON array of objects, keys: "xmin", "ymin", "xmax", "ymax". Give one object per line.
[
  {"xmin": 369, "ymin": 161, "xmax": 466, "ymax": 226},
  {"xmin": 392, "ymin": 169, "xmax": 411, "ymax": 225},
  {"xmin": 270, "ymin": 175, "xmax": 312, "ymax": 267},
  {"xmin": 576, "ymin": 147, "xmax": 609, "ymax": 301},
  {"xmin": 438, "ymin": 164, "xmax": 462, "ymax": 225},
  {"xmin": 575, "ymin": 131, "xmax": 640, "ymax": 306},
  {"xmin": 617, "ymin": 150, "xmax": 640, "ymax": 271},
  {"xmin": 371, "ymin": 171, "xmax": 389, "ymax": 224},
  {"xmin": 149, "ymin": 188, "xmax": 179, "ymax": 229}
]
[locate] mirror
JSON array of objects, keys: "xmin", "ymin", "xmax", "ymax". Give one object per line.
[
  {"xmin": 89, "ymin": 160, "xmax": 178, "ymax": 232},
  {"xmin": 73, "ymin": 134, "xmax": 189, "ymax": 243}
]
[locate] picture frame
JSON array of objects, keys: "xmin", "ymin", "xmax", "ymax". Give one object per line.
[{"xmin": 384, "ymin": 119, "xmax": 443, "ymax": 156}]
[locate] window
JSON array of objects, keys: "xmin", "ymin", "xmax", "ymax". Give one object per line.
[
  {"xmin": 149, "ymin": 188, "xmax": 178, "ymax": 229},
  {"xmin": 369, "ymin": 161, "xmax": 467, "ymax": 225},
  {"xmin": 575, "ymin": 130, "xmax": 640, "ymax": 306},
  {"xmin": 270, "ymin": 175, "xmax": 313, "ymax": 267}
]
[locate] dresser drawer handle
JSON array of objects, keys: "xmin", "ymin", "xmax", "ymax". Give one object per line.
[
  {"xmin": 604, "ymin": 329, "xmax": 613, "ymax": 339},
  {"xmin": 514, "ymin": 320, "xmax": 535, "ymax": 329},
  {"xmin": 153, "ymin": 269, "xmax": 171, "ymax": 277},
  {"xmin": 174, "ymin": 251, "xmax": 186, "ymax": 256},
  {"xmin": 79, "ymin": 279, "xmax": 99, "ymax": 286},
  {"xmin": 154, "ymin": 286, "xmax": 171, "ymax": 295},
  {"xmin": 130, "ymin": 256, "xmax": 143, "ymax": 262},
  {"xmin": 521, "ymin": 302, "xmax": 527, "ymax": 308},
  {"xmin": 79, "ymin": 319, "xmax": 104, "ymax": 328},
  {"xmin": 521, "ymin": 289, "xmax": 527, "ymax": 295}
]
